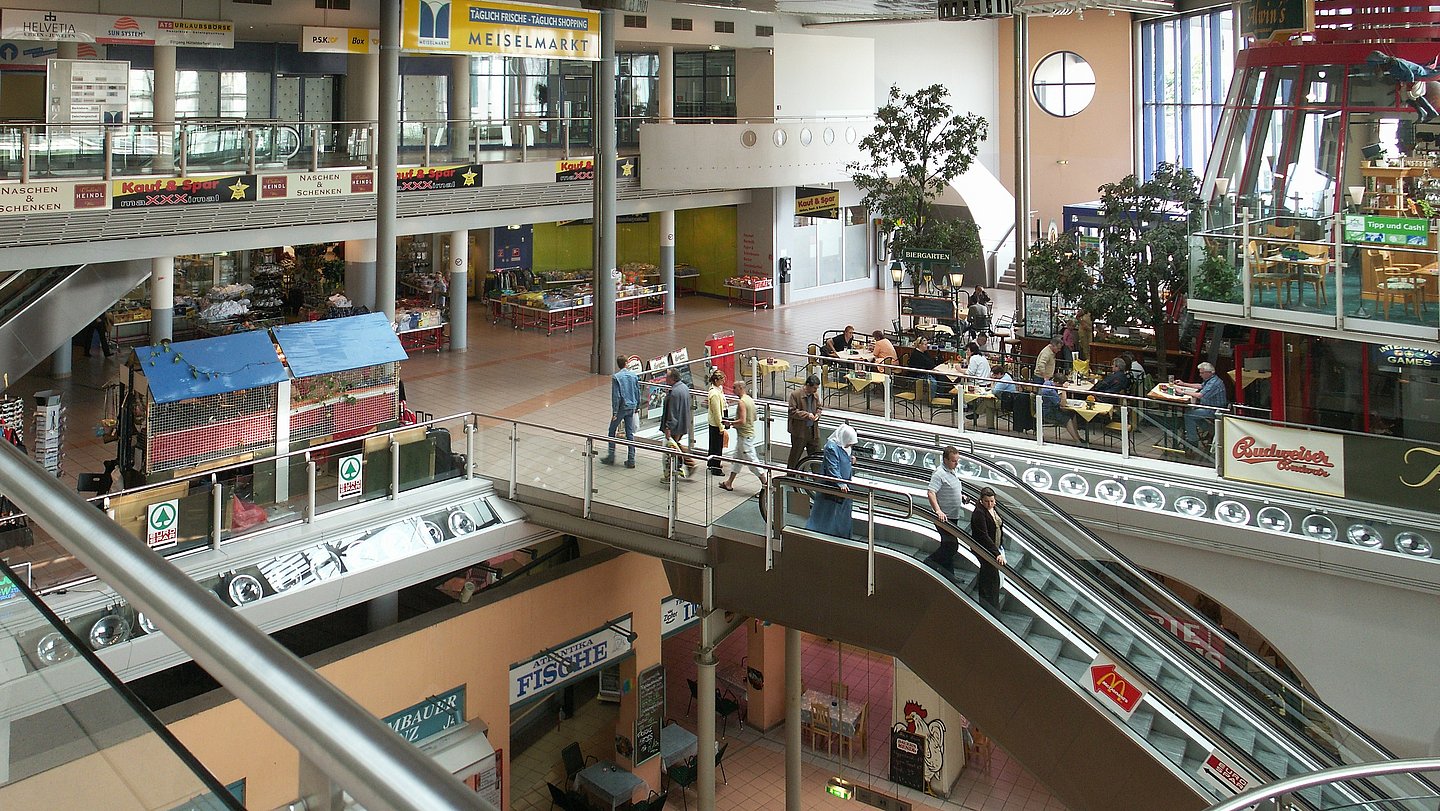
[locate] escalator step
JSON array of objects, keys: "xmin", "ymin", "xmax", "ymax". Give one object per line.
[
  {"xmin": 1127, "ymin": 708, "xmax": 1155, "ymax": 738},
  {"xmin": 1055, "ymin": 655, "xmax": 1089, "ymax": 681},
  {"xmin": 1147, "ymin": 730, "xmax": 1189, "ymax": 764},
  {"xmin": 1127, "ymin": 649, "xmax": 1162, "ymax": 679},
  {"xmin": 1189, "ymin": 698, "xmax": 1224, "ymax": 730},
  {"xmin": 1156, "ymin": 676, "xmax": 1194, "ymax": 705},
  {"xmin": 1097, "ymin": 626, "xmax": 1135, "ymax": 658},
  {"xmin": 1028, "ymin": 634, "xmax": 1064, "ymax": 664},
  {"xmin": 1219, "ymin": 723, "xmax": 1257, "ymax": 755},
  {"xmin": 1251, "ymin": 749, "xmax": 1287, "ymax": 781},
  {"xmin": 1000, "ymin": 611, "xmax": 1034, "ymax": 637}
]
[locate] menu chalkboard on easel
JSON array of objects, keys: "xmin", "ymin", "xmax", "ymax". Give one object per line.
[
  {"xmin": 890, "ymin": 729, "xmax": 926, "ymax": 791},
  {"xmin": 633, "ymin": 664, "xmax": 666, "ymax": 765},
  {"xmin": 1023, "ymin": 293, "xmax": 1055, "ymax": 339}
]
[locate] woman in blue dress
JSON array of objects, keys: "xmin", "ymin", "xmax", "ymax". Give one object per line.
[{"xmin": 806, "ymin": 424, "xmax": 857, "ymax": 538}]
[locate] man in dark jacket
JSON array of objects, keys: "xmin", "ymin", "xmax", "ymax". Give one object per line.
[{"xmin": 662, "ymin": 368, "xmax": 696, "ymax": 481}]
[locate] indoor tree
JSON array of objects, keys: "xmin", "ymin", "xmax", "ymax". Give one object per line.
[
  {"xmin": 1026, "ymin": 162, "xmax": 1202, "ymax": 379},
  {"xmin": 849, "ymin": 84, "xmax": 988, "ymax": 271}
]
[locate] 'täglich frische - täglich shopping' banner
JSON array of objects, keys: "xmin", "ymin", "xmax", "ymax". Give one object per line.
[{"xmin": 402, "ymin": 0, "xmax": 599, "ymax": 60}]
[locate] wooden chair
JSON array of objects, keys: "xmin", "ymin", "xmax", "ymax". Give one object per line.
[
  {"xmin": 965, "ymin": 725, "xmax": 994, "ymax": 772},
  {"xmin": 839, "ymin": 702, "xmax": 868, "ymax": 760},
  {"xmin": 807, "ymin": 703, "xmax": 836, "ymax": 755},
  {"xmin": 830, "ymin": 681, "xmax": 850, "ymax": 700},
  {"xmin": 1292, "ymin": 243, "xmax": 1332, "ymax": 306},
  {"xmin": 1264, "ymin": 223, "xmax": 1296, "ymax": 239},
  {"xmin": 1367, "ymin": 265, "xmax": 1429, "ymax": 318},
  {"xmin": 1249, "ymin": 240, "xmax": 1289, "ymax": 307}
]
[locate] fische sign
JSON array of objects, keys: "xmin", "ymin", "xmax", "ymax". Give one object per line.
[{"xmin": 509, "ymin": 615, "xmax": 633, "ymax": 705}]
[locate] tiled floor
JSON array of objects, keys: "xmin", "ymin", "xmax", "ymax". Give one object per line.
[{"xmin": 508, "ymin": 627, "xmax": 1067, "ymax": 810}]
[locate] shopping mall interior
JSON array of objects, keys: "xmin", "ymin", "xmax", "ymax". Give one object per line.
[{"xmin": 0, "ymin": 0, "xmax": 1436, "ymax": 810}]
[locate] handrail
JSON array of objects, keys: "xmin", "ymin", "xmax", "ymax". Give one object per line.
[
  {"xmin": 0, "ymin": 442, "xmax": 494, "ymax": 811},
  {"xmin": 833, "ymin": 426, "xmax": 1422, "ymax": 784},
  {"xmin": 1204, "ymin": 758, "xmax": 1440, "ymax": 811}
]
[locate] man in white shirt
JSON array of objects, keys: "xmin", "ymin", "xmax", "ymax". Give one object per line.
[{"xmin": 922, "ymin": 446, "xmax": 966, "ymax": 578}]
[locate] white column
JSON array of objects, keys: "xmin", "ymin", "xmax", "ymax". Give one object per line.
[
  {"xmin": 153, "ymin": 45, "xmax": 177, "ymax": 175},
  {"xmin": 151, "ymin": 256, "xmax": 174, "ymax": 342},
  {"xmin": 347, "ymin": 53, "xmax": 381, "ymax": 122},
  {"xmin": 658, "ymin": 46, "xmax": 674, "ymax": 123},
  {"xmin": 785, "ymin": 627, "xmax": 802, "ymax": 811},
  {"xmin": 344, "ymin": 239, "xmax": 377, "ymax": 310},
  {"xmin": 660, "ymin": 208, "xmax": 676, "ymax": 313},
  {"xmin": 51, "ymin": 344, "xmax": 71, "ymax": 379},
  {"xmin": 448, "ymin": 56, "xmax": 471, "ymax": 161},
  {"xmin": 274, "ymin": 379, "xmax": 291, "ymax": 500},
  {"xmin": 449, "ymin": 229, "xmax": 468, "ymax": 352}
]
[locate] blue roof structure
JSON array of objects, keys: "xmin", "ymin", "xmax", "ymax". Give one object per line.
[
  {"xmin": 134, "ymin": 331, "xmax": 288, "ymax": 404},
  {"xmin": 272, "ymin": 312, "xmax": 408, "ymax": 378}
]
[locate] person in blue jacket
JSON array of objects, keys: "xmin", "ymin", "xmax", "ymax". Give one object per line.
[
  {"xmin": 1368, "ymin": 51, "xmax": 1440, "ymax": 122},
  {"xmin": 806, "ymin": 424, "xmax": 858, "ymax": 538}
]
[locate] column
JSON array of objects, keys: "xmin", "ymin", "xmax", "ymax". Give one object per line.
[
  {"xmin": 785, "ymin": 628, "xmax": 802, "ymax": 811},
  {"xmin": 695, "ymin": 639, "xmax": 718, "ymax": 811},
  {"xmin": 448, "ymin": 229, "xmax": 468, "ymax": 351},
  {"xmin": 1013, "ymin": 14, "xmax": 1030, "ymax": 296},
  {"xmin": 376, "ymin": 0, "xmax": 401, "ymax": 320},
  {"xmin": 591, "ymin": 10, "xmax": 617, "ymax": 374},
  {"xmin": 658, "ymin": 46, "xmax": 674, "ymax": 124},
  {"xmin": 153, "ymin": 45, "xmax": 177, "ymax": 175},
  {"xmin": 448, "ymin": 56, "xmax": 471, "ymax": 162},
  {"xmin": 660, "ymin": 209, "xmax": 676, "ymax": 313},
  {"xmin": 344, "ymin": 239, "xmax": 377, "ymax": 310},
  {"xmin": 366, "ymin": 592, "xmax": 399, "ymax": 631},
  {"xmin": 51, "ymin": 345, "xmax": 71, "ymax": 379},
  {"xmin": 151, "ymin": 256, "xmax": 174, "ymax": 342}
]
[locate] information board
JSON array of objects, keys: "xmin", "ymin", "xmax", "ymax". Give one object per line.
[
  {"xmin": 633, "ymin": 664, "xmax": 666, "ymax": 766},
  {"xmin": 900, "ymin": 294, "xmax": 956, "ymax": 321},
  {"xmin": 889, "ymin": 729, "xmax": 926, "ymax": 791}
]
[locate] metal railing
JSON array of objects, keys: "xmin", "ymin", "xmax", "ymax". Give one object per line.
[{"xmin": 1204, "ymin": 758, "xmax": 1440, "ymax": 811}]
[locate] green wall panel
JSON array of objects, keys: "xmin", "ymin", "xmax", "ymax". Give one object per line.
[{"xmin": 530, "ymin": 207, "xmax": 739, "ymax": 297}]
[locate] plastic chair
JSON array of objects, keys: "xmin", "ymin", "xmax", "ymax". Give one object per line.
[
  {"xmin": 633, "ymin": 791, "xmax": 668, "ymax": 811},
  {"xmin": 716, "ymin": 687, "xmax": 743, "ymax": 736},
  {"xmin": 715, "ymin": 740, "xmax": 730, "ymax": 785},
  {"xmin": 666, "ymin": 756, "xmax": 699, "ymax": 811},
  {"xmin": 686, "ymin": 678, "xmax": 698, "ymax": 715},
  {"xmin": 561, "ymin": 741, "xmax": 592, "ymax": 786}
]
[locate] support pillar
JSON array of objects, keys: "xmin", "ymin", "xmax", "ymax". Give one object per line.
[
  {"xmin": 695, "ymin": 632, "xmax": 717, "ymax": 811},
  {"xmin": 785, "ymin": 627, "xmax": 802, "ymax": 811},
  {"xmin": 51, "ymin": 344, "xmax": 71, "ymax": 379},
  {"xmin": 449, "ymin": 229, "xmax": 468, "ymax": 351},
  {"xmin": 660, "ymin": 208, "xmax": 676, "ymax": 313},
  {"xmin": 343, "ymin": 239, "xmax": 377, "ymax": 310},
  {"xmin": 376, "ymin": 0, "xmax": 400, "ymax": 320},
  {"xmin": 448, "ymin": 56, "xmax": 471, "ymax": 161},
  {"xmin": 151, "ymin": 256, "xmax": 174, "ymax": 342},
  {"xmin": 153, "ymin": 45, "xmax": 177, "ymax": 175},
  {"xmin": 366, "ymin": 592, "xmax": 399, "ymax": 631},
  {"xmin": 591, "ymin": 10, "xmax": 617, "ymax": 374},
  {"xmin": 658, "ymin": 46, "xmax": 674, "ymax": 124},
  {"xmin": 1013, "ymin": 13, "xmax": 1030, "ymax": 297}
]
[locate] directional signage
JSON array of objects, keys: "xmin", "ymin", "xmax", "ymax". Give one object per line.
[
  {"xmin": 1198, "ymin": 750, "xmax": 1258, "ymax": 797},
  {"xmin": 1089, "ymin": 656, "xmax": 1145, "ymax": 718},
  {"xmin": 900, "ymin": 248, "xmax": 952, "ymax": 267},
  {"xmin": 146, "ymin": 498, "xmax": 179, "ymax": 549},
  {"xmin": 338, "ymin": 453, "xmax": 363, "ymax": 499}
]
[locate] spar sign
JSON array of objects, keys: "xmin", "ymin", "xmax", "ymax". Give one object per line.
[
  {"xmin": 1090, "ymin": 656, "xmax": 1145, "ymax": 718},
  {"xmin": 338, "ymin": 453, "xmax": 363, "ymax": 498},
  {"xmin": 1198, "ymin": 750, "xmax": 1259, "ymax": 798},
  {"xmin": 146, "ymin": 499, "xmax": 179, "ymax": 549}
]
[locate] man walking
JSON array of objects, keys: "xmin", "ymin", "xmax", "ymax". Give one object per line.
[
  {"xmin": 662, "ymin": 368, "xmax": 697, "ymax": 482},
  {"xmin": 786, "ymin": 374, "xmax": 823, "ymax": 469},
  {"xmin": 601, "ymin": 355, "xmax": 640, "ymax": 468},
  {"xmin": 923, "ymin": 446, "xmax": 966, "ymax": 579}
]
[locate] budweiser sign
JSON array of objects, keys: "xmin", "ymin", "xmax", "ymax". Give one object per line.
[{"xmin": 1221, "ymin": 417, "xmax": 1345, "ymax": 497}]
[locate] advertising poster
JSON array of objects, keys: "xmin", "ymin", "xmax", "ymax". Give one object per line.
[
  {"xmin": 0, "ymin": 181, "xmax": 106, "ymax": 216},
  {"xmin": 795, "ymin": 186, "xmax": 840, "ymax": 219},
  {"xmin": 1343, "ymin": 433, "xmax": 1440, "ymax": 513},
  {"xmin": 396, "ymin": 164, "xmax": 482, "ymax": 192},
  {"xmin": 401, "ymin": 0, "xmax": 600, "ymax": 60},
  {"xmin": 46, "ymin": 58, "xmax": 128, "ymax": 125},
  {"xmin": 112, "ymin": 174, "xmax": 257, "ymax": 209},
  {"xmin": 1, "ymin": 10, "xmax": 233, "ymax": 49},
  {"xmin": 1219, "ymin": 417, "xmax": 1344, "ymax": 497},
  {"xmin": 300, "ymin": 26, "xmax": 378, "ymax": 54}
]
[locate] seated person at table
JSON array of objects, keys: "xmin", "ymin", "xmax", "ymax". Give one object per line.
[
  {"xmin": 871, "ymin": 330, "xmax": 898, "ymax": 365},
  {"xmin": 991, "ymin": 363, "xmax": 1018, "ymax": 409},
  {"xmin": 1034, "ymin": 335, "xmax": 1070, "ymax": 383},
  {"xmin": 1039, "ymin": 372, "xmax": 1085, "ymax": 444},
  {"xmin": 970, "ymin": 285, "xmax": 991, "ymax": 307},
  {"xmin": 965, "ymin": 342, "xmax": 991, "ymax": 382},
  {"xmin": 967, "ymin": 301, "xmax": 989, "ymax": 334},
  {"xmin": 904, "ymin": 336, "xmax": 942, "ymax": 399},
  {"xmin": 1091, "ymin": 357, "xmax": 1132, "ymax": 401},
  {"xmin": 821, "ymin": 325, "xmax": 856, "ymax": 357},
  {"xmin": 1173, "ymin": 361, "xmax": 1229, "ymax": 445},
  {"xmin": 1123, "ymin": 351, "xmax": 1146, "ymax": 386}
]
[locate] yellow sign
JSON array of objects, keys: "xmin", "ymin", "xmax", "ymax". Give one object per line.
[
  {"xmin": 795, "ymin": 188, "xmax": 840, "ymax": 218},
  {"xmin": 301, "ymin": 26, "xmax": 378, "ymax": 54},
  {"xmin": 401, "ymin": 0, "xmax": 600, "ymax": 61}
]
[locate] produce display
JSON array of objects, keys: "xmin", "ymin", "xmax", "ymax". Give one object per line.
[{"xmin": 725, "ymin": 275, "xmax": 773, "ymax": 289}]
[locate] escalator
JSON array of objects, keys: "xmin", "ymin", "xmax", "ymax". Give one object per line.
[
  {"xmin": 0, "ymin": 260, "xmax": 152, "ymax": 383},
  {"xmin": 702, "ymin": 456, "xmax": 1434, "ymax": 811}
]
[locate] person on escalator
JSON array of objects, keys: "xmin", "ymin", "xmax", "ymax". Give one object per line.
[
  {"xmin": 969, "ymin": 486, "xmax": 1006, "ymax": 613},
  {"xmin": 922, "ymin": 446, "xmax": 965, "ymax": 579},
  {"xmin": 805, "ymin": 424, "xmax": 857, "ymax": 539}
]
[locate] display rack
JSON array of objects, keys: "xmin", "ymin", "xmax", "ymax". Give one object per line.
[
  {"xmin": 32, "ymin": 390, "xmax": 63, "ymax": 478},
  {"xmin": 724, "ymin": 278, "xmax": 773, "ymax": 310},
  {"xmin": 251, "ymin": 262, "xmax": 285, "ymax": 320}
]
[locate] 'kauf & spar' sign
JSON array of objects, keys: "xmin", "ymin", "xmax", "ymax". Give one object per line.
[{"xmin": 509, "ymin": 615, "xmax": 633, "ymax": 705}]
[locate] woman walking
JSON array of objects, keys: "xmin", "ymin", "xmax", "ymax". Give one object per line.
[{"xmin": 806, "ymin": 424, "xmax": 857, "ymax": 538}]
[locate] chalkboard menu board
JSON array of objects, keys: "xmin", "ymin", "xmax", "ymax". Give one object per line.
[
  {"xmin": 890, "ymin": 729, "xmax": 926, "ymax": 791},
  {"xmin": 633, "ymin": 664, "xmax": 666, "ymax": 765},
  {"xmin": 1023, "ymin": 292, "xmax": 1055, "ymax": 339},
  {"xmin": 900, "ymin": 294, "xmax": 957, "ymax": 321}
]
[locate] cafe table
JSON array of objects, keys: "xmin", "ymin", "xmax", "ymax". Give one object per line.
[
  {"xmin": 577, "ymin": 760, "xmax": 647, "ymax": 810},
  {"xmin": 799, "ymin": 688, "xmax": 865, "ymax": 739},
  {"xmin": 660, "ymin": 724, "xmax": 699, "ymax": 769},
  {"xmin": 845, "ymin": 370, "xmax": 887, "ymax": 410},
  {"xmin": 1145, "ymin": 384, "xmax": 1191, "ymax": 454},
  {"xmin": 1266, "ymin": 253, "xmax": 1332, "ymax": 307},
  {"xmin": 756, "ymin": 356, "xmax": 791, "ymax": 398},
  {"xmin": 955, "ymin": 383, "xmax": 999, "ymax": 428},
  {"xmin": 1060, "ymin": 397, "xmax": 1114, "ymax": 442}
]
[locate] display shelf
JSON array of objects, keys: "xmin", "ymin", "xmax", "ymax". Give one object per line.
[
  {"xmin": 396, "ymin": 325, "xmax": 448, "ymax": 352},
  {"xmin": 724, "ymin": 282, "xmax": 772, "ymax": 310}
]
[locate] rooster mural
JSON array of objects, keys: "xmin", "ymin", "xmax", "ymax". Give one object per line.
[{"xmin": 894, "ymin": 700, "xmax": 946, "ymax": 793}]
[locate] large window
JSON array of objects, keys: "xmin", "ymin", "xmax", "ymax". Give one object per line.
[
  {"xmin": 674, "ymin": 50, "xmax": 736, "ymax": 121},
  {"xmin": 1140, "ymin": 8, "xmax": 1236, "ymax": 178}
]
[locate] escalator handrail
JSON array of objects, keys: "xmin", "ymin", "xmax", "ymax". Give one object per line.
[
  {"xmin": 843, "ymin": 435, "xmax": 1424, "ymax": 785},
  {"xmin": 769, "ymin": 473, "xmax": 1296, "ymax": 799}
]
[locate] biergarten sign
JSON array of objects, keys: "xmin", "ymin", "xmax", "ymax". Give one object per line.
[
  {"xmin": 1342, "ymin": 213, "xmax": 1430, "ymax": 246},
  {"xmin": 900, "ymin": 248, "xmax": 952, "ymax": 267},
  {"xmin": 401, "ymin": 0, "xmax": 600, "ymax": 61},
  {"xmin": 509, "ymin": 615, "xmax": 633, "ymax": 705}
]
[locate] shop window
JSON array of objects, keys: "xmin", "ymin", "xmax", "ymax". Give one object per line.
[
  {"xmin": 1139, "ymin": 8, "xmax": 1235, "ymax": 177},
  {"xmin": 1032, "ymin": 51, "xmax": 1094, "ymax": 118}
]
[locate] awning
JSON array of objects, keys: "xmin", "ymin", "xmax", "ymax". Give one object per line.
[
  {"xmin": 272, "ymin": 312, "xmax": 408, "ymax": 378},
  {"xmin": 133, "ymin": 331, "xmax": 287, "ymax": 404}
]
